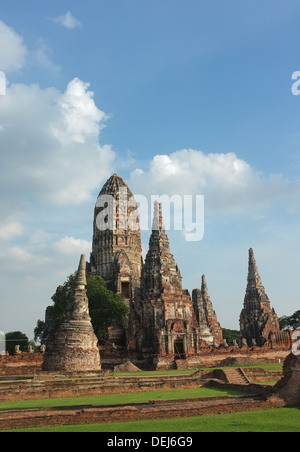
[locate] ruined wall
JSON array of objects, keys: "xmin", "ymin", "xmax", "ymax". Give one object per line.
[
  {"xmin": 0, "ymin": 354, "xmax": 43, "ymax": 376},
  {"xmin": 272, "ymin": 353, "xmax": 300, "ymax": 406}
]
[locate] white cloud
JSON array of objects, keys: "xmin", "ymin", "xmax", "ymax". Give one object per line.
[
  {"xmin": 54, "ymin": 236, "xmax": 91, "ymax": 255},
  {"xmin": 55, "ymin": 11, "xmax": 82, "ymax": 30},
  {"xmin": 34, "ymin": 38, "xmax": 60, "ymax": 72},
  {"xmin": 0, "ymin": 21, "xmax": 28, "ymax": 72},
  {"xmin": 130, "ymin": 149, "xmax": 300, "ymax": 215},
  {"xmin": 54, "ymin": 78, "xmax": 107, "ymax": 144},
  {"xmin": 0, "ymin": 78, "xmax": 115, "ymax": 206},
  {"xmin": 0, "ymin": 223, "xmax": 23, "ymax": 241}
]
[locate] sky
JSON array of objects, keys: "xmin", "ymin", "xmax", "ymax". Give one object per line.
[{"xmin": 0, "ymin": 0, "xmax": 300, "ymax": 339}]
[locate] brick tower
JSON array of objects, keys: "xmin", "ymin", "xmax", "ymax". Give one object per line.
[
  {"xmin": 138, "ymin": 202, "xmax": 200, "ymax": 367},
  {"xmin": 43, "ymin": 255, "xmax": 101, "ymax": 373},
  {"xmin": 192, "ymin": 275, "xmax": 223, "ymax": 346},
  {"xmin": 90, "ymin": 174, "xmax": 143, "ymax": 301},
  {"xmin": 240, "ymin": 248, "xmax": 280, "ymax": 346}
]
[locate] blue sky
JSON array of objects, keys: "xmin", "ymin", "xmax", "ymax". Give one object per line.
[{"xmin": 0, "ymin": 0, "xmax": 299, "ymax": 338}]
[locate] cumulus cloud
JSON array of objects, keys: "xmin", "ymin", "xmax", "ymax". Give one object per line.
[
  {"xmin": 54, "ymin": 236, "xmax": 91, "ymax": 255},
  {"xmin": 0, "ymin": 21, "xmax": 28, "ymax": 72},
  {"xmin": 0, "ymin": 222, "xmax": 23, "ymax": 241},
  {"xmin": 0, "ymin": 78, "xmax": 115, "ymax": 206},
  {"xmin": 54, "ymin": 78, "xmax": 108, "ymax": 144},
  {"xmin": 54, "ymin": 12, "xmax": 82, "ymax": 30},
  {"xmin": 130, "ymin": 149, "xmax": 299, "ymax": 215}
]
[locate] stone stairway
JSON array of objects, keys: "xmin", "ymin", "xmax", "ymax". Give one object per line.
[{"xmin": 223, "ymin": 368, "xmax": 250, "ymax": 385}]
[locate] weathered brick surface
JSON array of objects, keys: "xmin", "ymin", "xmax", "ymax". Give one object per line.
[
  {"xmin": 42, "ymin": 255, "xmax": 101, "ymax": 372},
  {"xmin": 0, "ymin": 354, "xmax": 43, "ymax": 376},
  {"xmin": 0, "ymin": 374, "xmax": 203, "ymax": 402},
  {"xmin": 272, "ymin": 353, "xmax": 300, "ymax": 406},
  {"xmin": 89, "ymin": 174, "xmax": 142, "ymax": 299},
  {"xmin": 192, "ymin": 275, "xmax": 223, "ymax": 347},
  {"xmin": 135, "ymin": 202, "xmax": 202, "ymax": 366},
  {"xmin": 240, "ymin": 249, "xmax": 280, "ymax": 346}
]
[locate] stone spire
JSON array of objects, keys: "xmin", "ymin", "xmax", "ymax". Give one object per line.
[
  {"xmin": 247, "ymin": 248, "xmax": 263, "ymax": 290},
  {"xmin": 76, "ymin": 254, "xmax": 87, "ymax": 288},
  {"xmin": 89, "ymin": 174, "xmax": 142, "ymax": 300},
  {"xmin": 240, "ymin": 248, "xmax": 280, "ymax": 346},
  {"xmin": 148, "ymin": 202, "xmax": 172, "ymax": 255},
  {"xmin": 43, "ymin": 255, "xmax": 101, "ymax": 373},
  {"xmin": 201, "ymin": 275, "xmax": 209, "ymax": 296},
  {"xmin": 139, "ymin": 202, "xmax": 200, "ymax": 364},
  {"xmin": 142, "ymin": 202, "xmax": 181, "ymax": 296},
  {"xmin": 64, "ymin": 254, "xmax": 91, "ymax": 324},
  {"xmin": 192, "ymin": 275, "xmax": 223, "ymax": 346}
]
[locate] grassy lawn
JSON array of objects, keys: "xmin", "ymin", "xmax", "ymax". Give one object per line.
[
  {"xmin": 0, "ymin": 386, "xmax": 247, "ymax": 411},
  {"xmin": 112, "ymin": 369, "xmax": 197, "ymax": 377},
  {"xmin": 5, "ymin": 408, "xmax": 300, "ymax": 432},
  {"xmin": 112, "ymin": 363, "xmax": 283, "ymax": 377}
]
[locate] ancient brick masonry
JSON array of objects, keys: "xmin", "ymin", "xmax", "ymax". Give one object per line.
[
  {"xmin": 40, "ymin": 174, "xmax": 291, "ymax": 372},
  {"xmin": 89, "ymin": 174, "xmax": 143, "ymax": 300},
  {"xmin": 89, "ymin": 174, "xmax": 144, "ymax": 345},
  {"xmin": 43, "ymin": 255, "xmax": 101, "ymax": 372},
  {"xmin": 134, "ymin": 202, "xmax": 201, "ymax": 365},
  {"xmin": 272, "ymin": 353, "xmax": 300, "ymax": 406},
  {"xmin": 240, "ymin": 248, "xmax": 280, "ymax": 346},
  {"xmin": 87, "ymin": 175, "xmax": 224, "ymax": 367},
  {"xmin": 192, "ymin": 275, "xmax": 223, "ymax": 347}
]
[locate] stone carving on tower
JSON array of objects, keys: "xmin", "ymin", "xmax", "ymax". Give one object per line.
[
  {"xmin": 137, "ymin": 202, "xmax": 201, "ymax": 367},
  {"xmin": 89, "ymin": 174, "xmax": 143, "ymax": 302},
  {"xmin": 240, "ymin": 248, "xmax": 280, "ymax": 346}
]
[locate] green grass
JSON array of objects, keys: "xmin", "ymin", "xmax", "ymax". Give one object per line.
[
  {"xmin": 0, "ymin": 386, "xmax": 247, "ymax": 411},
  {"xmin": 112, "ymin": 363, "xmax": 283, "ymax": 376},
  {"xmin": 112, "ymin": 369, "xmax": 197, "ymax": 377},
  {"xmin": 5, "ymin": 408, "xmax": 300, "ymax": 433}
]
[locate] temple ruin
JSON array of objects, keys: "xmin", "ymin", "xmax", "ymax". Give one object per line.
[
  {"xmin": 90, "ymin": 174, "xmax": 143, "ymax": 299},
  {"xmin": 272, "ymin": 352, "xmax": 300, "ymax": 406},
  {"xmin": 192, "ymin": 275, "xmax": 223, "ymax": 347},
  {"xmin": 240, "ymin": 248, "xmax": 280, "ymax": 347},
  {"xmin": 42, "ymin": 255, "xmax": 101, "ymax": 372},
  {"xmin": 41, "ymin": 174, "xmax": 287, "ymax": 370},
  {"xmin": 132, "ymin": 201, "xmax": 202, "ymax": 369}
]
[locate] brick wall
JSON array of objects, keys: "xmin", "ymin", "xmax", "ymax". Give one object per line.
[{"xmin": 0, "ymin": 353, "xmax": 43, "ymax": 376}]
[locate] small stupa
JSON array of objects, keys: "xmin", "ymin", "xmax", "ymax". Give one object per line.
[{"xmin": 42, "ymin": 255, "xmax": 101, "ymax": 372}]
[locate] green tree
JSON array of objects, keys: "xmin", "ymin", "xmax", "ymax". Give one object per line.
[
  {"xmin": 34, "ymin": 320, "xmax": 45, "ymax": 343},
  {"xmin": 5, "ymin": 331, "xmax": 29, "ymax": 355},
  {"xmin": 279, "ymin": 310, "xmax": 300, "ymax": 331},
  {"xmin": 36, "ymin": 274, "xmax": 129, "ymax": 342},
  {"xmin": 222, "ymin": 328, "xmax": 240, "ymax": 345},
  {"xmin": 48, "ymin": 274, "xmax": 77, "ymax": 330},
  {"xmin": 87, "ymin": 276, "xmax": 129, "ymax": 340}
]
